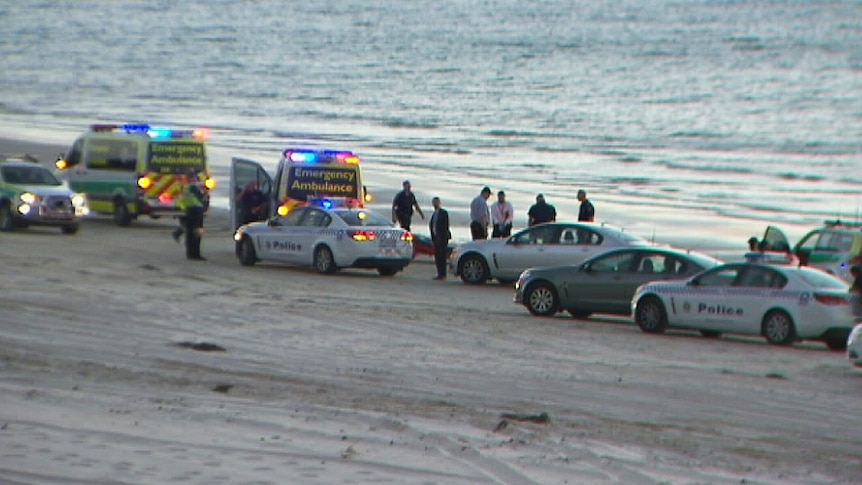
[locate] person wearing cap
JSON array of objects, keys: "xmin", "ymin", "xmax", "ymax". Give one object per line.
[
  {"xmin": 391, "ymin": 180, "xmax": 424, "ymax": 231},
  {"xmin": 470, "ymin": 186, "xmax": 492, "ymax": 240},
  {"xmin": 577, "ymin": 189, "xmax": 595, "ymax": 222},
  {"xmin": 491, "ymin": 190, "xmax": 514, "ymax": 238},
  {"xmin": 527, "ymin": 193, "xmax": 556, "ymax": 227}
]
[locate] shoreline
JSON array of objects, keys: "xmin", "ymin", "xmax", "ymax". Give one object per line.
[{"xmin": 1, "ymin": 134, "xmax": 860, "ymax": 483}]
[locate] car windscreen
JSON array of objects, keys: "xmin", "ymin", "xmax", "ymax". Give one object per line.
[
  {"xmin": 147, "ymin": 142, "xmax": 206, "ymax": 174},
  {"xmin": 1, "ymin": 165, "xmax": 62, "ymax": 186},
  {"xmin": 334, "ymin": 209, "xmax": 392, "ymax": 227},
  {"xmin": 795, "ymin": 267, "xmax": 850, "ymax": 289}
]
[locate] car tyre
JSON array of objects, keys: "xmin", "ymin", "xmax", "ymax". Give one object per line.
[
  {"xmin": 237, "ymin": 237, "xmax": 257, "ymax": 266},
  {"xmin": 459, "ymin": 254, "xmax": 489, "ymax": 285},
  {"xmin": 524, "ymin": 281, "xmax": 559, "ymax": 317},
  {"xmin": 824, "ymin": 337, "xmax": 847, "ymax": 351},
  {"xmin": 0, "ymin": 203, "xmax": 14, "ymax": 232},
  {"xmin": 377, "ymin": 267, "xmax": 398, "ymax": 277},
  {"xmin": 762, "ymin": 310, "xmax": 796, "ymax": 346},
  {"xmin": 113, "ymin": 199, "xmax": 132, "ymax": 226},
  {"xmin": 635, "ymin": 296, "xmax": 667, "ymax": 334},
  {"xmin": 61, "ymin": 224, "xmax": 79, "ymax": 235},
  {"xmin": 314, "ymin": 245, "xmax": 337, "ymax": 274}
]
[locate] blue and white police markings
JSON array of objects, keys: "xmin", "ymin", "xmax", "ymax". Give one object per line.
[{"xmin": 698, "ymin": 303, "xmax": 743, "ymax": 316}]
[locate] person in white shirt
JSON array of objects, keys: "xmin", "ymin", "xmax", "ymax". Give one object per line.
[{"xmin": 491, "ymin": 190, "xmax": 514, "ymax": 238}]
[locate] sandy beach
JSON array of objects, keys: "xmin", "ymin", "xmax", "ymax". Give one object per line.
[{"xmin": 1, "ymin": 138, "xmax": 861, "ymax": 485}]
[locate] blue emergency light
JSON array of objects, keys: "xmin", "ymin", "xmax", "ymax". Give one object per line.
[
  {"xmin": 89, "ymin": 123, "xmax": 209, "ymax": 141},
  {"xmin": 287, "ymin": 151, "xmax": 318, "ymax": 163}
]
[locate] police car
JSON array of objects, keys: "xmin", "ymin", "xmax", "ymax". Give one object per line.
[
  {"xmin": 848, "ymin": 323, "xmax": 862, "ymax": 367},
  {"xmin": 0, "ymin": 156, "xmax": 88, "ymax": 234},
  {"xmin": 233, "ymin": 203, "xmax": 413, "ymax": 276},
  {"xmin": 632, "ymin": 262, "xmax": 855, "ymax": 350}
]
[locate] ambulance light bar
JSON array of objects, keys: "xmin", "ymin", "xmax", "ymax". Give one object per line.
[
  {"xmin": 89, "ymin": 124, "xmax": 209, "ymax": 141},
  {"xmin": 284, "ymin": 149, "xmax": 360, "ymax": 165}
]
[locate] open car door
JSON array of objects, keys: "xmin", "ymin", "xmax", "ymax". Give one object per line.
[
  {"xmin": 230, "ymin": 157, "xmax": 274, "ymax": 232},
  {"xmin": 761, "ymin": 225, "xmax": 792, "ymax": 252}
]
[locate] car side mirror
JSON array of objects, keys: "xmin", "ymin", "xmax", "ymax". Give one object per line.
[{"xmin": 582, "ymin": 263, "xmax": 592, "ymax": 273}]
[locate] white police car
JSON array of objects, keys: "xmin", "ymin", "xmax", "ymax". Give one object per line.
[
  {"xmin": 848, "ymin": 323, "xmax": 862, "ymax": 367},
  {"xmin": 233, "ymin": 204, "xmax": 413, "ymax": 276},
  {"xmin": 632, "ymin": 262, "xmax": 855, "ymax": 350}
]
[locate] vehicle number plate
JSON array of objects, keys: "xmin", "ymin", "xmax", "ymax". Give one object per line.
[{"xmin": 379, "ymin": 233, "xmax": 397, "ymax": 248}]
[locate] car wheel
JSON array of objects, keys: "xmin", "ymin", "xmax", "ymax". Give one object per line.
[
  {"xmin": 61, "ymin": 224, "xmax": 79, "ymax": 235},
  {"xmin": 567, "ymin": 310, "xmax": 592, "ymax": 319},
  {"xmin": 824, "ymin": 337, "xmax": 847, "ymax": 351},
  {"xmin": 459, "ymin": 254, "xmax": 489, "ymax": 285},
  {"xmin": 377, "ymin": 267, "xmax": 398, "ymax": 277},
  {"xmin": 113, "ymin": 199, "xmax": 132, "ymax": 226},
  {"xmin": 762, "ymin": 310, "xmax": 796, "ymax": 346},
  {"xmin": 314, "ymin": 245, "xmax": 337, "ymax": 274},
  {"xmin": 524, "ymin": 282, "xmax": 559, "ymax": 316},
  {"xmin": 237, "ymin": 237, "xmax": 257, "ymax": 266},
  {"xmin": 700, "ymin": 330, "xmax": 722, "ymax": 338},
  {"xmin": 635, "ymin": 296, "xmax": 667, "ymax": 334},
  {"xmin": 0, "ymin": 203, "xmax": 14, "ymax": 232}
]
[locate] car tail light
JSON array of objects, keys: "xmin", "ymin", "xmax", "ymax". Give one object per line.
[
  {"xmin": 350, "ymin": 230, "xmax": 377, "ymax": 242},
  {"xmin": 401, "ymin": 232, "xmax": 414, "ymax": 242},
  {"xmin": 813, "ymin": 293, "xmax": 848, "ymax": 305}
]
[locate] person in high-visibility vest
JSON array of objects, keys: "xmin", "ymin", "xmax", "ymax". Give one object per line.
[{"xmin": 177, "ymin": 182, "xmax": 207, "ymax": 261}]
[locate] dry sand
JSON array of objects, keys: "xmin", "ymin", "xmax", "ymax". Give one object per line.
[{"xmin": 0, "ymin": 139, "xmax": 860, "ymax": 484}]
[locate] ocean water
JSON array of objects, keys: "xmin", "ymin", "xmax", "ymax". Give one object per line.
[{"xmin": 1, "ymin": 0, "xmax": 861, "ymax": 247}]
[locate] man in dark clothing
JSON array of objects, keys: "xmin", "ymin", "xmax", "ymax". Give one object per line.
[
  {"xmin": 577, "ymin": 189, "xmax": 595, "ymax": 222},
  {"xmin": 237, "ymin": 181, "xmax": 269, "ymax": 227},
  {"xmin": 429, "ymin": 196, "xmax": 451, "ymax": 280},
  {"xmin": 181, "ymin": 183, "xmax": 207, "ymax": 261},
  {"xmin": 391, "ymin": 180, "xmax": 424, "ymax": 231},
  {"xmin": 527, "ymin": 194, "xmax": 556, "ymax": 226}
]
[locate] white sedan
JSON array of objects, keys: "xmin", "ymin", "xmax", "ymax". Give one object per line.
[
  {"xmin": 452, "ymin": 222, "xmax": 651, "ymax": 285},
  {"xmin": 234, "ymin": 205, "xmax": 413, "ymax": 276},
  {"xmin": 848, "ymin": 323, "xmax": 862, "ymax": 367},
  {"xmin": 632, "ymin": 262, "xmax": 855, "ymax": 350}
]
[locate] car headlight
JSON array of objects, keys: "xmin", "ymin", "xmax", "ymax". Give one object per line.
[
  {"xmin": 71, "ymin": 193, "xmax": 86, "ymax": 207},
  {"xmin": 19, "ymin": 192, "xmax": 37, "ymax": 204},
  {"xmin": 233, "ymin": 230, "xmax": 244, "ymax": 242}
]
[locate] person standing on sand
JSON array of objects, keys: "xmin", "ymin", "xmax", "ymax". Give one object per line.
[
  {"xmin": 177, "ymin": 181, "xmax": 207, "ymax": 261},
  {"xmin": 491, "ymin": 190, "xmax": 514, "ymax": 238},
  {"xmin": 577, "ymin": 189, "xmax": 595, "ymax": 222},
  {"xmin": 527, "ymin": 193, "xmax": 556, "ymax": 226},
  {"xmin": 391, "ymin": 180, "xmax": 424, "ymax": 231},
  {"xmin": 429, "ymin": 196, "xmax": 451, "ymax": 280},
  {"xmin": 470, "ymin": 186, "xmax": 492, "ymax": 240}
]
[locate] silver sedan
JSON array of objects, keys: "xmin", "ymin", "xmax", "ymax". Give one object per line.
[{"xmin": 452, "ymin": 222, "xmax": 651, "ymax": 285}]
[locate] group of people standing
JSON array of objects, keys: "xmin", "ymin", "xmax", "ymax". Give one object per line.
[
  {"xmin": 468, "ymin": 187, "xmax": 595, "ymax": 240},
  {"xmin": 391, "ymin": 180, "xmax": 597, "ymax": 279}
]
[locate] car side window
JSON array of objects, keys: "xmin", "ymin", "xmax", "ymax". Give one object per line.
[
  {"xmin": 522, "ymin": 226, "xmax": 556, "ymax": 245},
  {"xmin": 575, "ymin": 228, "xmax": 602, "ymax": 245},
  {"xmin": 300, "ymin": 209, "xmax": 330, "ymax": 227},
  {"xmin": 637, "ymin": 253, "xmax": 667, "ymax": 274},
  {"xmin": 275, "ymin": 208, "xmax": 305, "ymax": 226},
  {"xmin": 735, "ymin": 267, "xmax": 787, "ymax": 288},
  {"xmin": 694, "ymin": 267, "xmax": 740, "ymax": 287},
  {"xmin": 591, "ymin": 252, "xmax": 636, "ymax": 273}
]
